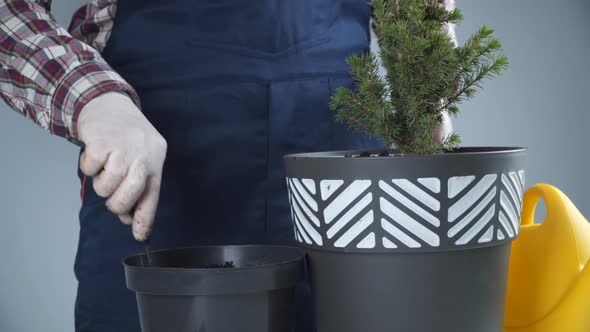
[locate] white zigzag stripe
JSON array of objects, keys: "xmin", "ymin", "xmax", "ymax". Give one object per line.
[
  {"xmin": 357, "ymin": 232, "xmax": 376, "ymax": 249},
  {"xmin": 287, "ymin": 171, "xmax": 524, "ymax": 249},
  {"xmin": 478, "ymin": 225, "xmax": 494, "ymax": 243},
  {"xmin": 293, "ymin": 208, "xmax": 311, "ymax": 244},
  {"xmin": 334, "ymin": 210, "xmax": 374, "ymax": 248},
  {"xmin": 295, "ymin": 221, "xmax": 311, "ymax": 244},
  {"xmin": 516, "ymin": 175, "xmax": 524, "ymax": 214},
  {"xmin": 380, "ymin": 197, "xmax": 440, "ymax": 247},
  {"xmin": 379, "ymin": 180, "xmax": 439, "ymax": 227},
  {"xmin": 302, "ymin": 179, "xmax": 316, "ymax": 195},
  {"xmin": 392, "ymin": 179, "xmax": 440, "ymax": 211},
  {"xmin": 498, "ymin": 211, "xmax": 515, "ymax": 237},
  {"xmin": 448, "ymin": 175, "xmax": 475, "ymax": 199},
  {"xmin": 500, "ymin": 190, "xmax": 519, "ymax": 235},
  {"xmin": 320, "ymin": 180, "xmax": 344, "ymax": 201},
  {"xmin": 287, "ymin": 183, "xmax": 294, "ymax": 219},
  {"xmin": 291, "ymin": 178, "xmax": 318, "ymax": 212},
  {"xmin": 502, "ymin": 174, "xmax": 521, "ymax": 215},
  {"xmin": 509, "ymin": 173, "xmax": 523, "ymax": 216},
  {"xmin": 382, "ymin": 237, "xmax": 398, "ymax": 248},
  {"xmin": 287, "ymin": 187, "xmax": 304, "ymax": 243},
  {"xmin": 448, "ymin": 187, "xmax": 496, "ymax": 237},
  {"xmin": 327, "ymin": 193, "xmax": 372, "ymax": 239},
  {"xmin": 509, "ymin": 172, "xmax": 523, "ymax": 203},
  {"xmin": 417, "ymin": 177, "xmax": 440, "ymax": 193},
  {"xmin": 518, "ymin": 170, "xmax": 525, "ymax": 187},
  {"xmin": 518, "ymin": 170, "xmax": 525, "ymax": 210},
  {"xmin": 289, "ymin": 178, "xmax": 321, "ymax": 227},
  {"xmin": 456, "ymin": 204, "xmax": 495, "ymax": 245},
  {"xmin": 295, "ymin": 231, "xmax": 302, "ymax": 243},
  {"xmin": 292, "ymin": 196, "xmax": 323, "ymax": 245},
  {"xmin": 500, "ymin": 171, "xmax": 526, "ymax": 237},
  {"xmin": 324, "ymin": 180, "xmax": 371, "ymax": 225},
  {"xmin": 381, "ymin": 218, "xmax": 421, "ymax": 248},
  {"xmin": 448, "ymin": 174, "xmax": 497, "ymax": 223}
]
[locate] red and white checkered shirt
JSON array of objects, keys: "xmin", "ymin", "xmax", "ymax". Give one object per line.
[
  {"xmin": 0, "ymin": 0, "xmax": 138, "ymax": 140},
  {"xmin": 0, "ymin": 0, "xmax": 456, "ymax": 141}
]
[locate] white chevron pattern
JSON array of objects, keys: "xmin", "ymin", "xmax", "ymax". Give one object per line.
[
  {"xmin": 356, "ymin": 232, "xmax": 376, "ymax": 249},
  {"xmin": 417, "ymin": 177, "xmax": 441, "ymax": 194},
  {"xmin": 381, "ymin": 218, "xmax": 422, "ymax": 248},
  {"xmin": 448, "ymin": 175, "xmax": 476, "ymax": 199},
  {"xmin": 379, "ymin": 179, "xmax": 441, "ymax": 248},
  {"xmin": 447, "ymin": 174, "xmax": 498, "ymax": 245},
  {"xmin": 456, "ymin": 204, "xmax": 495, "ymax": 245},
  {"xmin": 288, "ymin": 178, "xmax": 376, "ymax": 248},
  {"xmin": 287, "ymin": 170, "xmax": 524, "ymax": 250},
  {"xmin": 448, "ymin": 174, "xmax": 497, "ymax": 222},
  {"xmin": 334, "ymin": 210, "xmax": 374, "ymax": 248},
  {"xmin": 448, "ymin": 187, "xmax": 496, "ymax": 238},
  {"xmin": 498, "ymin": 170, "xmax": 526, "ymax": 239},
  {"xmin": 324, "ymin": 180, "xmax": 374, "ymax": 248},
  {"xmin": 323, "ymin": 180, "xmax": 371, "ymax": 224},
  {"xmin": 287, "ymin": 178, "xmax": 323, "ymax": 246},
  {"xmin": 320, "ymin": 180, "xmax": 344, "ymax": 201},
  {"xmin": 478, "ymin": 225, "xmax": 495, "ymax": 244},
  {"xmin": 326, "ymin": 193, "xmax": 372, "ymax": 239},
  {"xmin": 382, "ymin": 237, "xmax": 397, "ymax": 248}
]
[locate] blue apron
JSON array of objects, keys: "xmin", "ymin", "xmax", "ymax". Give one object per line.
[{"xmin": 74, "ymin": 1, "xmax": 377, "ymax": 331}]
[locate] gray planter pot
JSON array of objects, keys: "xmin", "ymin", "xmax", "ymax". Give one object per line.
[
  {"xmin": 284, "ymin": 147, "xmax": 527, "ymax": 332},
  {"xmin": 124, "ymin": 245, "xmax": 305, "ymax": 332}
]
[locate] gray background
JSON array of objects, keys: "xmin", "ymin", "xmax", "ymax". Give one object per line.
[{"xmin": 0, "ymin": 0, "xmax": 588, "ymax": 331}]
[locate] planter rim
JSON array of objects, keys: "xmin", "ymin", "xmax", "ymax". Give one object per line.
[
  {"xmin": 123, "ymin": 245, "xmax": 304, "ymax": 272},
  {"xmin": 123, "ymin": 245, "xmax": 305, "ymax": 295},
  {"xmin": 284, "ymin": 146, "xmax": 527, "ymax": 160}
]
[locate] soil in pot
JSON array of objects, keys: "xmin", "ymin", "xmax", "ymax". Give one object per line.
[{"xmin": 204, "ymin": 261, "xmax": 235, "ymax": 269}]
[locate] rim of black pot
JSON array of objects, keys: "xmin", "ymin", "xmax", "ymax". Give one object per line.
[
  {"xmin": 124, "ymin": 245, "xmax": 304, "ymax": 271},
  {"xmin": 123, "ymin": 245, "xmax": 306, "ymax": 296},
  {"xmin": 284, "ymin": 146, "xmax": 527, "ymax": 160}
]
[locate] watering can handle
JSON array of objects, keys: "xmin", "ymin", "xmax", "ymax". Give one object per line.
[{"xmin": 521, "ymin": 183, "xmax": 567, "ymax": 226}]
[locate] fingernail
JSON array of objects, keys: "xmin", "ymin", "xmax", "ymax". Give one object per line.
[
  {"xmin": 133, "ymin": 224, "xmax": 148, "ymax": 241},
  {"xmin": 133, "ymin": 230, "xmax": 145, "ymax": 241},
  {"xmin": 120, "ymin": 215, "xmax": 133, "ymax": 225}
]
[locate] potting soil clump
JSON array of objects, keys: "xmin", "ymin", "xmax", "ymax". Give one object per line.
[{"xmin": 205, "ymin": 261, "xmax": 235, "ymax": 269}]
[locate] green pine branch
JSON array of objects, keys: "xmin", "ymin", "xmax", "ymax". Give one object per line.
[{"xmin": 330, "ymin": 0, "xmax": 508, "ymax": 154}]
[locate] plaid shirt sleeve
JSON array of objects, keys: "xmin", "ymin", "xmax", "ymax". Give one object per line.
[{"xmin": 0, "ymin": 0, "xmax": 138, "ymax": 140}]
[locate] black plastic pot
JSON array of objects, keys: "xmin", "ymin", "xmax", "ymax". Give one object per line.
[
  {"xmin": 124, "ymin": 245, "xmax": 305, "ymax": 332},
  {"xmin": 284, "ymin": 147, "xmax": 527, "ymax": 332}
]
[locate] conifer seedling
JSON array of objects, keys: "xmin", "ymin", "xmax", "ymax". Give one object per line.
[{"xmin": 330, "ymin": 0, "xmax": 508, "ymax": 155}]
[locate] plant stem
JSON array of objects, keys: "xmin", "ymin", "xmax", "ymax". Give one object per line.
[{"xmin": 344, "ymin": 115, "xmax": 370, "ymax": 132}]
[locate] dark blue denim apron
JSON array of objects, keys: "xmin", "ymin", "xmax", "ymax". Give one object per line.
[{"xmin": 74, "ymin": 0, "xmax": 377, "ymax": 331}]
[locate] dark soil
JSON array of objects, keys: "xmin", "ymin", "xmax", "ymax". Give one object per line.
[
  {"xmin": 378, "ymin": 150, "xmax": 390, "ymax": 157},
  {"xmin": 345, "ymin": 150, "xmax": 393, "ymax": 158},
  {"xmin": 205, "ymin": 261, "xmax": 235, "ymax": 269}
]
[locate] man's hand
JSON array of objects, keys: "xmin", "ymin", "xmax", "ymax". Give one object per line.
[
  {"xmin": 77, "ymin": 92, "xmax": 167, "ymax": 241},
  {"xmin": 433, "ymin": 111, "xmax": 454, "ymax": 145}
]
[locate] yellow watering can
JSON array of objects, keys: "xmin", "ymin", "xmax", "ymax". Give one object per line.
[{"xmin": 504, "ymin": 183, "xmax": 590, "ymax": 332}]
